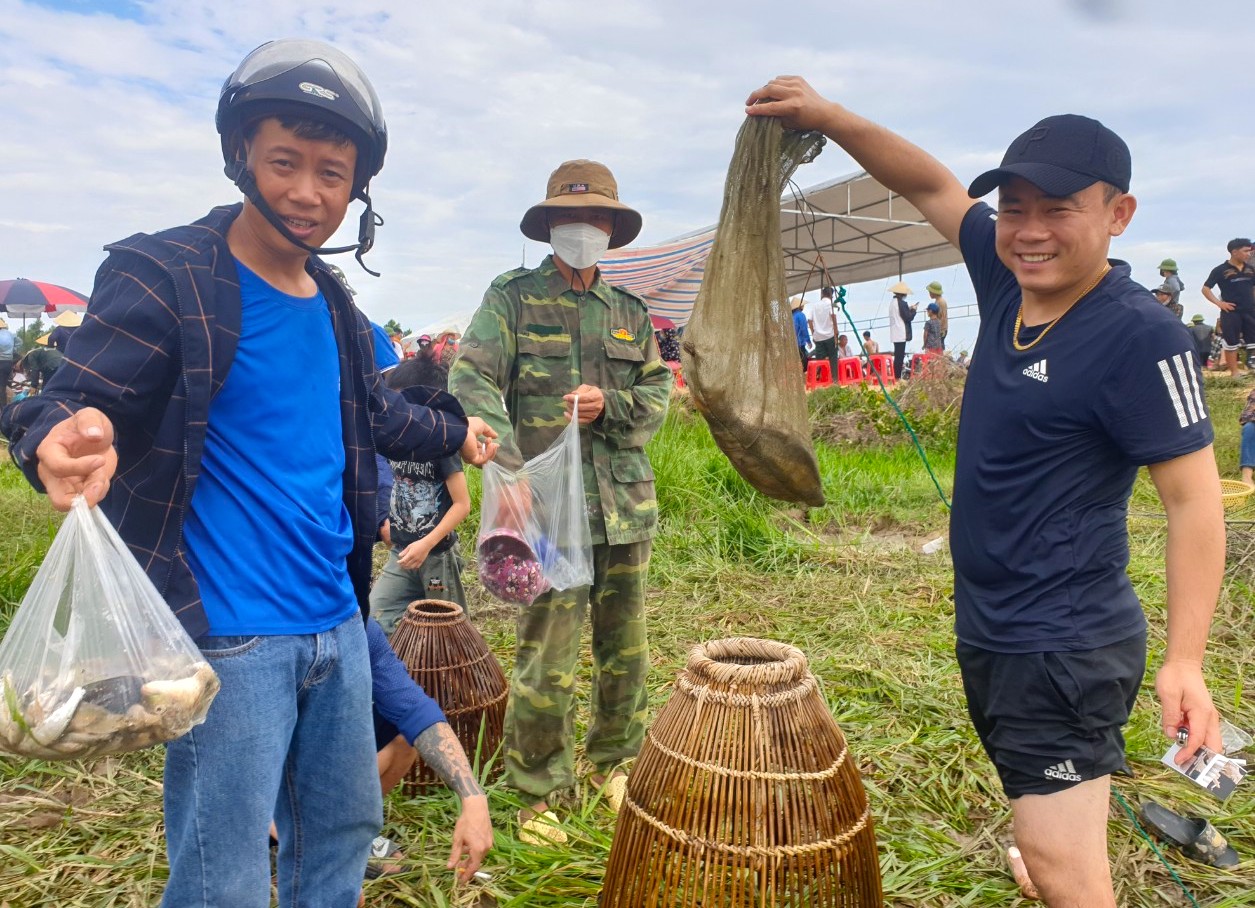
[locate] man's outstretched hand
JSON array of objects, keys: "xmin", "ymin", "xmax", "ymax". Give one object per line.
[
  {"xmin": 35, "ymin": 408, "xmax": 117, "ymax": 510},
  {"xmin": 1156, "ymin": 659, "xmax": 1222, "ymax": 765},
  {"xmin": 447, "ymin": 794, "xmax": 492, "ymax": 883},
  {"xmin": 460, "ymin": 416, "xmax": 499, "ymax": 466},
  {"xmin": 744, "ymin": 75, "xmax": 839, "ymax": 133}
]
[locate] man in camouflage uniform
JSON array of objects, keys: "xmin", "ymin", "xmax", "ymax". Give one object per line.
[{"xmin": 450, "ymin": 160, "xmax": 671, "ymax": 839}]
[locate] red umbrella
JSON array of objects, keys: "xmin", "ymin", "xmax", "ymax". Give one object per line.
[{"xmin": 0, "ymin": 279, "xmax": 89, "ymax": 318}]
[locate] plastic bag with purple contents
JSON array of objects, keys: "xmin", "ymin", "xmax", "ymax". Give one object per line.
[{"xmin": 477, "ymin": 399, "xmax": 593, "ymax": 605}]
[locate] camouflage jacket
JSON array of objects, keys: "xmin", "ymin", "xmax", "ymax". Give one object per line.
[{"xmin": 450, "ymin": 256, "xmax": 671, "ymax": 545}]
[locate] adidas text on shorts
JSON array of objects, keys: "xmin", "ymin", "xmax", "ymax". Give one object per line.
[{"xmin": 956, "ymin": 632, "xmax": 1146, "ymax": 799}]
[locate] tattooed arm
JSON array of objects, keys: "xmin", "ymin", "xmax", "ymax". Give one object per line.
[
  {"xmin": 365, "ymin": 619, "xmax": 494, "ymax": 881},
  {"xmin": 414, "ymin": 722, "xmax": 493, "ymax": 882},
  {"xmin": 414, "ymin": 722, "xmax": 485, "ymax": 799}
]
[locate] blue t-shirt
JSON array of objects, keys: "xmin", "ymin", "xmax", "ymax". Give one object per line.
[
  {"xmin": 183, "ymin": 261, "xmax": 357, "ymax": 635},
  {"xmin": 371, "ymin": 321, "xmax": 401, "ymax": 372},
  {"xmin": 951, "ymin": 203, "xmax": 1213, "ymax": 653}
]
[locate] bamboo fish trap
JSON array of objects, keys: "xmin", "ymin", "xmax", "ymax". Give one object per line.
[
  {"xmin": 388, "ymin": 600, "xmax": 508, "ymax": 795},
  {"xmin": 600, "ymin": 637, "xmax": 881, "ymax": 907}
]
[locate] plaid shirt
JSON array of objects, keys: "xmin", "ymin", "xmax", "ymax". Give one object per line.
[{"xmin": 1, "ymin": 204, "xmax": 468, "ymax": 638}]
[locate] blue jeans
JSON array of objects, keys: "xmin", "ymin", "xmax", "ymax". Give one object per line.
[
  {"xmin": 161, "ymin": 616, "xmax": 381, "ymax": 908},
  {"xmin": 1242, "ymin": 422, "xmax": 1255, "ymax": 469}
]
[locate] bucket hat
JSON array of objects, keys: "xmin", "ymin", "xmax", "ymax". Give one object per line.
[
  {"xmin": 520, "ymin": 160, "xmax": 642, "ymax": 249},
  {"xmin": 1159, "ymin": 258, "xmax": 1178, "ymax": 273},
  {"xmin": 926, "ymin": 281, "xmax": 943, "ymax": 295}
]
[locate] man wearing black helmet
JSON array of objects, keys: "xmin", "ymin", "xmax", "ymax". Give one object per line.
[
  {"xmin": 1, "ymin": 39, "xmax": 497, "ymax": 906},
  {"xmin": 747, "ymin": 77, "xmax": 1224, "ymax": 907}
]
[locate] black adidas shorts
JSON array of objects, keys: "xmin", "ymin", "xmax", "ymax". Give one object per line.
[{"xmin": 956, "ymin": 632, "xmax": 1146, "ymax": 799}]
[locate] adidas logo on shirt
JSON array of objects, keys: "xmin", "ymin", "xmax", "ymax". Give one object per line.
[
  {"xmin": 1157, "ymin": 354, "xmax": 1208, "ymax": 429},
  {"xmin": 1043, "ymin": 759, "xmax": 1083, "ymax": 782},
  {"xmin": 1022, "ymin": 359, "xmax": 1048, "ymax": 382}
]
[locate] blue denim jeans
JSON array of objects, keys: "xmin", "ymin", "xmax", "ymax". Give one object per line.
[
  {"xmin": 1242, "ymin": 422, "xmax": 1255, "ymax": 469},
  {"xmin": 161, "ymin": 616, "xmax": 381, "ymax": 908}
]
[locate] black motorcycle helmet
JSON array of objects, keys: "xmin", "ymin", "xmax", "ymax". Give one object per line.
[{"xmin": 216, "ymin": 39, "xmax": 388, "ymax": 272}]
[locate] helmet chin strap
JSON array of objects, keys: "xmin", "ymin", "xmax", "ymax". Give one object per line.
[{"xmin": 225, "ymin": 161, "xmax": 384, "ymax": 277}]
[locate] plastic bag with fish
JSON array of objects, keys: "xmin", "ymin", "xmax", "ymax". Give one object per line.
[
  {"xmin": 681, "ymin": 115, "xmax": 826, "ymax": 506},
  {"xmin": 0, "ymin": 497, "xmax": 218, "ymax": 760}
]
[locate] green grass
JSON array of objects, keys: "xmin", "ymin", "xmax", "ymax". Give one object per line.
[{"xmin": 1, "ymin": 375, "xmax": 1253, "ymax": 907}]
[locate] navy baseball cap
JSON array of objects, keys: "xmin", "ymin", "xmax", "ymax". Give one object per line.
[{"xmin": 968, "ymin": 114, "xmax": 1131, "ymax": 199}]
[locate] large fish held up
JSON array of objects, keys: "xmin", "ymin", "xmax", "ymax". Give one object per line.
[{"xmin": 681, "ymin": 116, "xmax": 826, "ymax": 507}]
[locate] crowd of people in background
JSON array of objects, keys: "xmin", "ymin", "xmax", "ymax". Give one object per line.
[
  {"xmin": 0, "ymin": 311, "xmax": 79, "ymax": 404},
  {"xmin": 633, "ymin": 235, "xmax": 1255, "ymax": 388},
  {"xmin": 647, "ymin": 280, "xmax": 971, "ymax": 386}
]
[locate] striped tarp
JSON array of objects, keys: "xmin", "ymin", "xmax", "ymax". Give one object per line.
[
  {"xmin": 599, "ymin": 229, "xmax": 715, "ymax": 330},
  {"xmin": 598, "ymin": 170, "xmax": 961, "ymax": 330}
]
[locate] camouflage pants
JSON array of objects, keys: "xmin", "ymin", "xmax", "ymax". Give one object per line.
[{"xmin": 503, "ymin": 539, "xmax": 652, "ymax": 800}]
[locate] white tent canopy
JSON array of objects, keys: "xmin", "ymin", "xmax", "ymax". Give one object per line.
[
  {"xmin": 600, "ymin": 170, "xmax": 961, "ymax": 328},
  {"xmin": 779, "ymin": 170, "xmax": 962, "ymax": 295}
]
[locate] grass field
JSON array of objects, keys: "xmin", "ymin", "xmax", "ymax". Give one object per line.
[{"xmin": 1, "ymin": 372, "xmax": 1253, "ymax": 907}]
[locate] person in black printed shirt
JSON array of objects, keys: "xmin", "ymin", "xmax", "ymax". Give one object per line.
[
  {"xmin": 747, "ymin": 77, "xmax": 1225, "ymax": 908},
  {"xmin": 1202, "ymin": 237, "xmax": 1255, "ymax": 376},
  {"xmin": 370, "ymin": 354, "xmax": 472, "ymax": 633}
]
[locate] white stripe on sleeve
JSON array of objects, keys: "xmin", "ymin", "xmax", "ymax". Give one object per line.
[
  {"xmin": 1157, "ymin": 358, "xmax": 1189, "ymax": 429},
  {"xmin": 1172, "ymin": 354, "xmax": 1199, "ymax": 425}
]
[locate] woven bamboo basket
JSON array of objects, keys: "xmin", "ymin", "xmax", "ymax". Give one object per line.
[
  {"xmin": 1220, "ymin": 479, "xmax": 1254, "ymax": 512},
  {"xmin": 600, "ymin": 637, "xmax": 881, "ymax": 907},
  {"xmin": 388, "ymin": 599, "xmax": 508, "ymax": 795}
]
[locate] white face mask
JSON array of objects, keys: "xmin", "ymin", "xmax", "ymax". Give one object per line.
[{"xmin": 550, "ymin": 222, "xmax": 611, "ymax": 270}]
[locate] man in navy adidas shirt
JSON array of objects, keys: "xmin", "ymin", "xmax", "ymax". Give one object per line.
[{"xmin": 748, "ymin": 77, "xmax": 1224, "ymax": 907}]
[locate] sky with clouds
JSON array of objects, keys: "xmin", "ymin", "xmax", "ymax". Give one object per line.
[{"xmin": 2, "ymin": 0, "xmax": 1254, "ymax": 353}]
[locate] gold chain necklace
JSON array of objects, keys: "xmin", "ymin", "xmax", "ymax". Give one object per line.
[{"xmin": 1012, "ymin": 265, "xmax": 1111, "ymax": 352}]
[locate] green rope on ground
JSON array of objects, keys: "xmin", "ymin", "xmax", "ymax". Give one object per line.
[
  {"xmin": 1110, "ymin": 788, "xmax": 1202, "ymax": 908},
  {"xmin": 836, "ymin": 290, "xmax": 952, "ymax": 511}
]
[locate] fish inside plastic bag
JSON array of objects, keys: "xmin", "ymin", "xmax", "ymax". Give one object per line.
[{"xmin": 0, "ymin": 497, "xmax": 218, "ymax": 760}]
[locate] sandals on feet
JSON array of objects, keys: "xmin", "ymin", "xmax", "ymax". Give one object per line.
[
  {"xmin": 1138, "ymin": 800, "xmax": 1240, "ymax": 869},
  {"xmin": 364, "ymin": 835, "xmax": 405, "ymax": 879},
  {"xmin": 518, "ymin": 807, "xmax": 568, "ymax": 846},
  {"xmin": 590, "ymin": 770, "xmax": 629, "ymax": 814}
]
